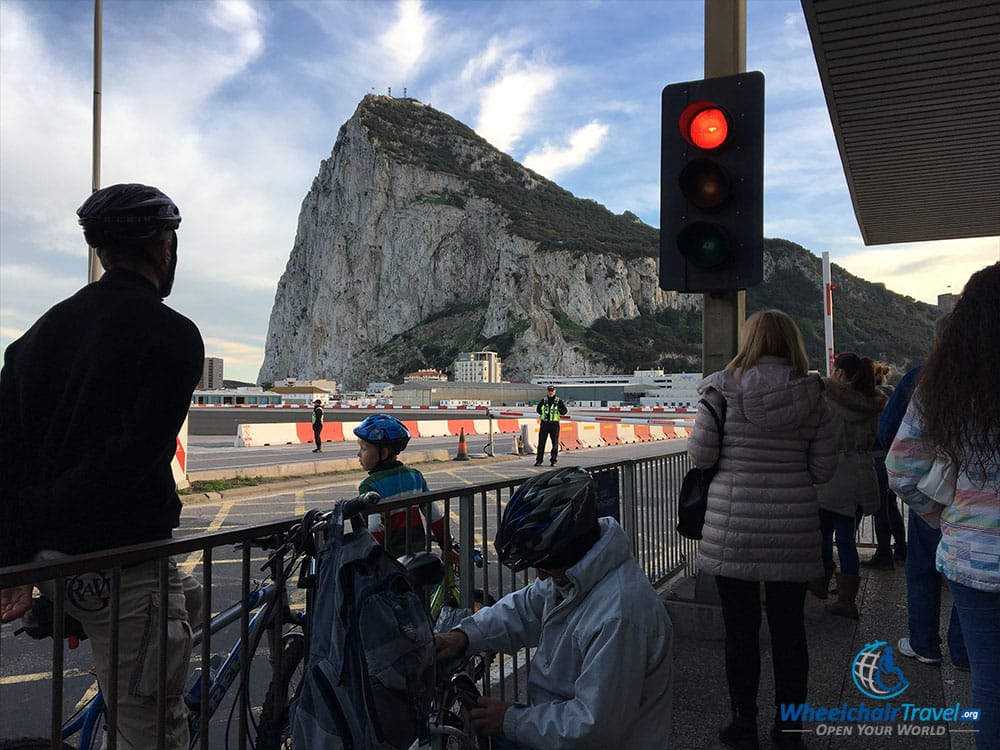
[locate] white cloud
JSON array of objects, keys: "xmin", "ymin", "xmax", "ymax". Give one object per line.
[
  {"xmin": 835, "ymin": 238, "xmax": 1000, "ymax": 304},
  {"xmin": 523, "ymin": 121, "xmax": 609, "ymax": 180},
  {"xmin": 464, "ymin": 41, "xmax": 560, "ymax": 153},
  {"xmin": 379, "ymin": 0, "xmax": 435, "ymax": 75}
]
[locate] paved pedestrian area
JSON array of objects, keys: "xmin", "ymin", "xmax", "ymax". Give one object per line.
[{"xmin": 665, "ymin": 564, "xmax": 976, "ymax": 749}]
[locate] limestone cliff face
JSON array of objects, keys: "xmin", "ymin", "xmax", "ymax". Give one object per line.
[
  {"xmin": 259, "ymin": 96, "xmax": 692, "ymax": 388},
  {"xmin": 258, "ymin": 96, "xmax": 937, "ymax": 389}
]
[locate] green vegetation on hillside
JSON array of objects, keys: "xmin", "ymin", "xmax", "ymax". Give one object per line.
[
  {"xmin": 352, "ymin": 97, "xmax": 940, "ymax": 380},
  {"xmin": 359, "ymin": 96, "xmax": 657, "ymax": 260}
]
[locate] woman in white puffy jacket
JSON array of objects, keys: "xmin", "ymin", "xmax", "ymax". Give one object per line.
[{"xmin": 689, "ymin": 309, "xmax": 837, "ymax": 750}]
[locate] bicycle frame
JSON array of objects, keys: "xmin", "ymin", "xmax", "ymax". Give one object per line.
[{"xmin": 58, "ymin": 573, "xmax": 299, "ymax": 750}]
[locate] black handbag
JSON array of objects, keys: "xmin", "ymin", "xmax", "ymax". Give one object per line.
[{"xmin": 676, "ymin": 397, "xmax": 727, "ymax": 540}]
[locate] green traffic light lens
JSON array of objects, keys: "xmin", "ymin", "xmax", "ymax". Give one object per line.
[
  {"xmin": 677, "ymin": 222, "xmax": 731, "ymax": 269},
  {"xmin": 679, "ymin": 159, "xmax": 730, "ymax": 209}
]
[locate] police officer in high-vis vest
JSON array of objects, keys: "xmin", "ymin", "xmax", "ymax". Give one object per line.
[{"xmin": 535, "ymin": 385, "xmax": 568, "ymax": 467}]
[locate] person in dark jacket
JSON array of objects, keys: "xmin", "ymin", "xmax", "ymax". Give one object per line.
[
  {"xmin": 813, "ymin": 352, "xmax": 887, "ymax": 620},
  {"xmin": 0, "ymin": 184, "xmax": 204, "ymax": 750},
  {"xmin": 311, "ymin": 398, "xmax": 324, "ymax": 452},
  {"xmin": 689, "ymin": 309, "xmax": 837, "ymax": 750},
  {"xmin": 535, "ymin": 385, "xmax": 567, "ymax": 467},
  {"xmin": 863, "ymin": 363, "xmax": 907, "ymax": 568}
]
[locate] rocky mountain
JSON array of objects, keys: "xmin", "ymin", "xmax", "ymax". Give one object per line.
[{"xmin": 259, "ymin": 96, "xmax": 939, "ymax": 389}]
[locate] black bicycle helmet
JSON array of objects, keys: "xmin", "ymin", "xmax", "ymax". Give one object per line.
[
  {"xmin": 353, "ymin": 414, "xmax": 411, "ymax": 453},
  {"xmin": 495, "ymin": 467, "xmax": 598, "ymax": 572},
  {"xmin": 77, "ymin": 183, "xmax": 181, "ymax": 245}
]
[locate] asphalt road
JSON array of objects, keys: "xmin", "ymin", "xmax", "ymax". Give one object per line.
[{"xmin": 0, "ymin": 434, "xmax": 687, "ymax": 742}]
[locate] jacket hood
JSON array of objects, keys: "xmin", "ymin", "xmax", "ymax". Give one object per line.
[
  {"xmin": 563, "ymin": 518, "xmax": 630, "ymax": 596},
  {"xmin": 699, "ymin": 356, "xmax": 826, "ymax": 433},
  {"xmin": 822, "ymin": 378, "xmax": 887, "ymax": 421}
]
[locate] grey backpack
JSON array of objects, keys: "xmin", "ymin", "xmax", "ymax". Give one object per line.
[{"xmin": 291, "ymin": 500, "xmax": 436, "ymax": 749}]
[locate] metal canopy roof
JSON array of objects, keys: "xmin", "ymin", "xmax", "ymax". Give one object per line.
[{"xmin": 801, "ymin": 0, "xmax": 1000, "ymax": 245}]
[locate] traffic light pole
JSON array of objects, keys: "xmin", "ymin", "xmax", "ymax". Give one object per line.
[
  {"xmin": 702, "ymin": 0, "xmax": 746, "ymax": 375},
  {"xmin": 689, "ymin": 0, "xmax": 747, "ymax": 606}
]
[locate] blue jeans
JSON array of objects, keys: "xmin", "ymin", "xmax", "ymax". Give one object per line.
[
  {"xmin": 819, "ymin": 509, "xmax": 859, "ymax": 575},
  {"xmin": 905, "ymin": 511, "xmax": 968, "ymax": 666},
  {"xmin": 947, "ymin": 579, "xmax": 1000, "ymax": 750}
]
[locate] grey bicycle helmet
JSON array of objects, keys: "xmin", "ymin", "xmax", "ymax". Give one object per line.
[
  {"xmin": 353, "ymin": 414, "xmax": 411, "ymax": 453},
  {"xmin": 78, "ymin": 183, "xmax": 181, "ymax": 246},
  {"xmin": 495, "ymin": 467, "xmax": 599, "ymax": 572}
]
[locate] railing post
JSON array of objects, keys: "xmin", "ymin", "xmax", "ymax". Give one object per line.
[
  {"xmin": 621, "ymin": 461, "xmax": 638, "ymax": 552},
  {"xmin": 458, "ymin": 491, "xmax": 476, "ymax": 607}
]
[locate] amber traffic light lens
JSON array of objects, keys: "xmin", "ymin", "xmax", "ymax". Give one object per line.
[
  {"xmin": 679, "ymin": 158, "xmax": 730, "ymax": 209},
  {"xmin": 687, "ymin": 107, "xmax": 729, "ymax": 150}
]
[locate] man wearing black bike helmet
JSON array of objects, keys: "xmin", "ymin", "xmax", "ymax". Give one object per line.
[
  {"xmin": 1, "ymin": 183, "xmax": 204, "ymax": 750},
  {"xmin": 435, "ymin": 467, "xmax": 674, "ymax": 749}
]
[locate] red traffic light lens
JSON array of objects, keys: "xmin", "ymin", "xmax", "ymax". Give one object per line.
[
  {"xmin": 679, "ymin": 102, "xmax": 730, "ymax": 150},
  {"xmin": 679, "ymin": 158, "xmax": 731, "ymax": 209}
]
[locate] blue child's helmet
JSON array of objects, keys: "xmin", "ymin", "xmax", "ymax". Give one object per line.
[
  {"xmin": 353, "ymin": 414, "xmax": 411, "ymax": 453},
  {"xmin": 495, "ymin": 467, "xmax": 598, "ymax": 572}
]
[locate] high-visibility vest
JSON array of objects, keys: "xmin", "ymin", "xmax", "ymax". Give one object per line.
[
  {"xmin": 539, "ymin": 399, "xmax": 562, "ymax": 422},
  {"xmin": 312, "ymin": 407, "xmax": 324, "ymax": 426}
]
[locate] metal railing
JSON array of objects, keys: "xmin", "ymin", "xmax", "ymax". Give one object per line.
[{"xmin": 0, "ymin": 450, "xmax": 696, "ymax": 747}]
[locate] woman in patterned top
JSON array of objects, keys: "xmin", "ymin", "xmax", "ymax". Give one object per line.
[{"xmin": 887, "ymin": 262, "xmax": 1000, "ymax": 750}]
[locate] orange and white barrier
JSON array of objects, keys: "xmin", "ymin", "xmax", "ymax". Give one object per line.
[
  {"xmin": 172, "ymin": 418, "xmax": 190, "ymax": 489},
  {"xmin": 236, "ymin": 416, "xmax": 535, "ymax": 448},
  {"xmin": 233, "ymin": 412, "xmax": 694, "ymax": 449}
]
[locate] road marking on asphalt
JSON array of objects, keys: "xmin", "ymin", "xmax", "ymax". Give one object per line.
[
  {"xmin": 0, "ymin": 668, "xmax": 94, "ymax": 686},
  {"xmin": 180, "ymin": 501, "xmax": 236, "ymax": 573}
]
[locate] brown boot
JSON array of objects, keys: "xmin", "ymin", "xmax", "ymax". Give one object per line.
[
  {"xmin": 807, "ymin": 563, "xmax": 835, "ymax": 600},
  {"xmin": 826, "ymin": 573, "xmax": 860, "ymax": 619}
]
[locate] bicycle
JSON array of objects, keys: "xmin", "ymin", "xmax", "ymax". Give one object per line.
[
  {"xmin": 428, "ymin": 607, "xmax": 494, "ymax": 750},
  {"xmin": 428, "ymin": 545, "xmax": 496, "ymax": 622},
  {"xmin": 2, "ymin": 519, "xmax": 320, "ymax": 750}
]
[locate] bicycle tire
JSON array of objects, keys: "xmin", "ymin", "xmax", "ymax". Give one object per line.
[
  {"xmin": 430, "ymin": 711, "xmax": 487, "ymax": 750},
  {"xmin": 0, "ymin": 740, "xmax": 75, "ymax": 750},
  {"xmin": 256, "ymin": 630, "xmax": 306, "ymax": 750}
]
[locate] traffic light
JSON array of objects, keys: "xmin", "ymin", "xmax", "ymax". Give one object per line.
[{"xmin": 660, "ymin": 71, "xmax": 764, "ymax": 292}]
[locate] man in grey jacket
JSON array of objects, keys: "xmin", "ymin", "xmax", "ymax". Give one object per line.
[{"xmin": 435, "ymin": 468, "xmax": 673, "ymax": 749}]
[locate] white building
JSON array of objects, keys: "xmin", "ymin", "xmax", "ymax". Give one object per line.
[
  {"xmin": 532, "ymin": 370, "xmax": 702, "ymax": 408},
  {"xmin": 453, "ymin": 351, "xmax": 502, "ymax": 383},
  {"xmin": 404, "ymin": 369, "xmax": 448, "ymax": 382},
  {"xmin": 197, "ymin": 357, "xmax": 224, "ymax": 390},
  {"xmin": 191, "ymin": 386, "xmax": 281, "ymax": 406}
]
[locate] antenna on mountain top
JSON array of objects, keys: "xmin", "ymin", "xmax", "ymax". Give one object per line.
[
  {"xmin": 388, "ymin": 86, "xmax": 392, "ymax": 96},
  {"xmin": 403, "ymin": 87, "xmax": 407, "ymax": 97}
]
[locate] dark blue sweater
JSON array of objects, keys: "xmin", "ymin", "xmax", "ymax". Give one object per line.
[
  {"xmin": 1, "ymin": 269, "xmax": 203, "ymax": 566},
  {"xmin": 877, "ymin": 365, "xmax": 922, "ymax": 450}
]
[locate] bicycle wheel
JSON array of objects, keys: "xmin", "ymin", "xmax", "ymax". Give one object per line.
[
  {"xmin": 430, "ymin": 710, "xmax": 487, "ymax": 750},
  {"xmin": 256, "ymin": 630, "xmax": 306, "ymax": 750}
]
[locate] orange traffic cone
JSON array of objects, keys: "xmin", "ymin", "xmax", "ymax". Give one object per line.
[{"xmin": 453, "ymin": 427, "xmax": 470, "ymax": 461}]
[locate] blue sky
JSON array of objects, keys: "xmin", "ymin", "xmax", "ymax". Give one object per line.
[{"xmin": 2, "ymin": 0, "xmax": 997, "ymax": 383}]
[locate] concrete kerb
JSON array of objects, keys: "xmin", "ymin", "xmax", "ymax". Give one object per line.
[{"xmin": 180, "ymin": 449, "xmax": 521, "ymax": 504}]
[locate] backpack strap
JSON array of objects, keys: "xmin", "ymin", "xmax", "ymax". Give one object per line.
[{"xmin": 698, "ymin": 395, "xmax": 727, "ymax": 468}]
